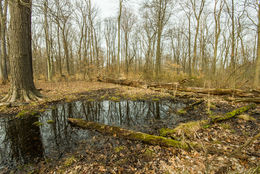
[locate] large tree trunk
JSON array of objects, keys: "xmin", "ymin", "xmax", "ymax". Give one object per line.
[
  {"xmin": 0, "ymin": 0, "xmax": 8, "ymax": 84},
  {"xmin": 2, "ymin": 0, "xmax": 41, "ymax": 102}
]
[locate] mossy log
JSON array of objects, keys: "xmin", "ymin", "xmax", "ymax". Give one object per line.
[
  {"xmin": 210, "ymin": 104, "xmax": 256, "ymax": 123},
  {"xmin": 68, "ymin": 118, "xmax": 194, "ymax": 150},
  {"xmin": 160, "ymin": 120, "xmax": 208, "ymax": 138}
]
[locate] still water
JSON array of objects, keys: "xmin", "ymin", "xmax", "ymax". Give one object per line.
[{"xmin": 0, "ymin": 100, "xmax": 186, "ymax": 169}]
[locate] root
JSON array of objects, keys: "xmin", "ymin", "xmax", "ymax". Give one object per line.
[{"xmin": 1, "ymin": 88, "xmax": 43, "ymax": 103}]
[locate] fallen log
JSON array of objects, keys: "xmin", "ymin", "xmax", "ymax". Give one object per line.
[
  {"xmin": 234, "ymin": 98, "xmax": 260, "ymax": 103},
  {"xmin": 147, "ymin": 83, "xmax": 179, "ymax": 90},
  {"xmin": 68, "ymin": 118, "xmax": 196, "ymax": 150},
  {"xmin": 98, "ymin": 77, "xmax": 145, "ymax": 88},
  {"xmin": 210, "ymin": 104, "xmax": 256, "ymax": 123},
  {"xmin": 178, "ymin": 88, "xmax": 255, "ymax": 97}
]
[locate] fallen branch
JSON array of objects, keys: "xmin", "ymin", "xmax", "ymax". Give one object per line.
[
  {"xmin": 98, "ymin": 77, "xmax": 145, "ymax": 88},
  {"xmin": 230, "ymin": 133, "xmax": 260, "ymax": 158},
  {"xmin": 177, "ymin": 99, "xmax": 204, "ymax": 115},
  {"xmin": 210, "ymin": 104, "xmax": 256, "ymax": 123},
  {"xmin": 68, "ymin": 118, "xmax": 197, "ymax": 150},
  {"xmin": 234, "ymin": 98, "xmax": 260, "ymax": 103}
]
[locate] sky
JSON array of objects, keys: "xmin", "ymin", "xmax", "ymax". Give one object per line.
[
  {"xmin": 94, "ymin": 0, "xmax": 119, "ymax": 18},
  {"xmin": 93, "ymin": 0, "xmax": 139, "ymax": 18}
]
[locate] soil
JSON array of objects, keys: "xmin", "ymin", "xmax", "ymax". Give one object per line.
[{"xmin": 0, "ymin": 81, "xmax": 259, "ymax": 174}]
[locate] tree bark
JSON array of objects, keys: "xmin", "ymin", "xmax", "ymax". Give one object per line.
[
  {"xmin": 117, "ymin": 0, "xmax": 122, "ymax": 74},
  {"xmin": 254, "ymin": 3, "xmax": 260, "ymax": 88},
  {"xmin": 2, "ymin": 0, "xmax": 41, "ymax": 102},
  {"xmin": 43, "ymin": 0, "xmax": 52, "ymax": 81},
  {"xmin": 0, "ymin": 0, "xmax": 8, "ymax": 84}
]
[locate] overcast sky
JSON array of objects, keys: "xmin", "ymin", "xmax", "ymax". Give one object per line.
[{"xmin": 93, "ymin": 0, "xmax": 139, "ymax": 18}]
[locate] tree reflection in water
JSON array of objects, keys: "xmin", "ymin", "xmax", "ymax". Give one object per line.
[{"xmin": 0, "ymin": 100, "xmax": 185, "ymax": 169}]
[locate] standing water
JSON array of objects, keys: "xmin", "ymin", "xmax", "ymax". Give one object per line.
[{"xmin": 0, "ymin": 100, "xmax": 186, "ymax": 169}]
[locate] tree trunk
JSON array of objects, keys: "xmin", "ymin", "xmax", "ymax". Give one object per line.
[
  {"xmin": 43, "ymin": 0, "xmax": 52, "ymax": 81},
  {"xmin": 254, "ymin": 3, "xmax": 260, "ymax": 88},
  {"xmin": 3, "ymin": 0, "xmax": 41, "ymax": 102},
  {"xmin": 117, "ymin": 0, "xmax": 122, "ymax": 74},
  {"xmin": 0, "ymin": 0, "xmax": 8, "ymax": 84}
]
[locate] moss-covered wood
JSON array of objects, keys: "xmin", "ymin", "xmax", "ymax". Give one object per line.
[
  {"xmin": 68, "ymin": 118, "xmax": 193, "ymax": 150},
  {"xmin": 160, "ymin": 105, "xmax": 256, "ymax": 138},
  {"xmin": 160, "ymin": 120, "xmax": 208, "ymax": 138},
  {"xmin": 210, "ymin": 104, "xmax": 256, "ymax": 123}
]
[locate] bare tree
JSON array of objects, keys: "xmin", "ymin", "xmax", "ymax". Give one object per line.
[
  {"xmin": 121, "ymin": 7, "xmax": 136, "ymax": 75},
  {"xmin": 190, "ymin": 0, "xmax": 206, "ymax": 75},
  {"xmin": 212, "ymin": 0, "xmax": 224, "ymax": 76}
]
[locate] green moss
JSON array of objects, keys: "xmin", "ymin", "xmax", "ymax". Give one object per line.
[
  {"xmin": 202, "ymin": 124, "xmax": 210, "ymax": 129},
  {"xmin": 110, "ymin": 96, "xmax": 120, "ymax": 102},
  {"xmin": 177, "ymin": 109, "xmax": 187, "ymax": 115},
  {"xmin": 87, "ymin": 98, "xmax": 95, "ymax": 102},
  {"xmin": 152, "ymin": 98, "xmax": 160, "ymax": 101},
  {"xmin": 212, "ymin": 104, "xmax": 256, "ymax": 123},
  {"xmin": 69, "ymin": 118, "xmax": 194, "ymax": 150},
  {"xmin": 114, "ymin": 146, "xmax": 126, "ymax": 153},
  {"xmin": 63, "ymin": 156, "xmax": 76, "ymax": 167},
  {"xmin": 100, "ymin": 95, "xmax": 106, "ymax": 100},
  {"xmin": 173, "ymin": 120, "xmax": 207, "ymax": 137},
  {"xmin": 130, "ymin": 132, "xmax": 190, "ymax": 150},
  {"xmin": 16, "ymin": 110, "xmax": 39, "ymax": 118},
  {"xmin": 39, "ymin": 109, "xmax": 46, "ymax": 113},
  {"xmin": 15, "ymin": 110, "xmax": 28, "ymax": 118},
  {"xmin": 47, "ymin": 120, "xmax": 55, "ymax": 124},
  {"xmin": 159, "ymin": 128, "xmax": 176, "ymax": 137},
  {"xmin": 33, "ymin": 121, "xmax": 43, "ymax": 127}
]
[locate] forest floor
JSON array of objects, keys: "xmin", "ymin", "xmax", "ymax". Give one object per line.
[{"xmin": 0, "ymin": 81, "xmax": 259, "ymax": 174}]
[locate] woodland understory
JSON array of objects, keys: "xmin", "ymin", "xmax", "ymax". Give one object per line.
[
  {"xmin": 0, "ymin": 0, "xmax": 259, "ymax": 173},
  {"xmin": 0, "ymin": 81, "xmax": 259, "ymax": 174}
]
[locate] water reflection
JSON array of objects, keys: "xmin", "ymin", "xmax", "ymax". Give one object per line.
[
  {"xmin": 0, "ymin": 117, "xmax": 43, "ymax": 168},
  {"xmin": 0, "ymin": 100, "xmax": 185, "ymax": 169}
]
